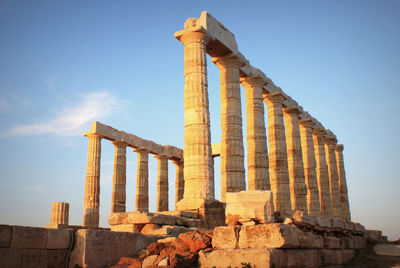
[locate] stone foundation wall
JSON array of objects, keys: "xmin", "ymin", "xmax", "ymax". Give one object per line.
[{"xmin": 0, "ymin": 224, "xmax": 71, "ymax": 268}]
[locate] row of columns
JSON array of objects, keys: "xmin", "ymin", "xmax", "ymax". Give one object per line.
[
  {"xmin": 82, "ymin": 134, "xmax": 184, "ymax": 228},
  {"xmin": 177, "ymin": 29, "xmax": 351, "ymax": 222}
]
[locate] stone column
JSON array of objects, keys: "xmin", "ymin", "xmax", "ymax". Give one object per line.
[
  {"xmin": 173, "ymin": 160, "xmax": 184, "ymax": 210},
  {"xmin": 312, "ymin": 128, "xmax": 333, "ymax": 218},
  {"xmin": 263, "ymin": 92, "xmax": 292, "ymax": 212},
  {"xmin": 111, "ymin": 141, "xmax": 127, "ymax": 213},
  {"xmin": 325, "ymin": 134, "xmax": 342, "ymax": 220},
  {"xmin": 283, "ymin": 106, "xmax": 308, "ymax": 212},
  {"xmin": 50, "ymin": 202, "xmax": 69, "ymax": 226},
  {"xmin": 156, "ymin": 154, "xmax": 169, "ymax": 212},
  {"xmin": 335, "ymin": 144, "xmax": 351, "ymax": 221},
  {"xmin": 241, "ymin": 77, "xmax": 270, "ymax": 191},
  {"xmin": 299, "ymin": 118, "xmax": 321, "ymax": 216},
  {"xmin": 135, "ymin": 148, "xmax": 149, "ymax": 212},
  {"xmin": 176, "ymin": 30, "xmax": 214, "ymax": 211},
  {"xmin": 83, "ymin": 133, "xmax": 102, "ymax": 228},
  {"xmin": 213, "ymin": 54, "xmax": 246, "ymax": 202}
]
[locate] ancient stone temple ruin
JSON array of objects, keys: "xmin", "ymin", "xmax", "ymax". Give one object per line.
[{"xmin": 2, "ymin": 11, "xmax": 388, "ymax": 268}]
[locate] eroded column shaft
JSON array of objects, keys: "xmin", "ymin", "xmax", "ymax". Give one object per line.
[
  {"xmin": 156, "ymin": 155, "xmax": 169, "ymax": 212},
  {"xmin": 180, "ymin": 31, "xmax": 214, "ymax": 205},
  {"xmin": 264, "ymin": 92, "xmax": 292, "ymax": 211},
  {"xmin": 313, "ymin": 129, "xmax": 333, "ymax": 218},
  {"xmin": 135, "ymin": 149, "xmax": 149, "ymax": 212},
  {"xmin": 242, "ymin": 78, "xmax": 270, "ymax": 191},
  {"xmin": 299, "ymin": 119, "xmax": 321, "ymax": 216},
  {"xmin": 173, "ymin": 160, "xmax": 184, "ymax": 210},
  {"xmin": 283, "ymin": 108, "xmax": 308, "ymax": 212},
  {"xmin": 111, "ymin": 141, "xmax": 127, "ymax": 213},
  {"xmin": 214, "ymin": 55, "xmax": 246, "ymax": 202},
  {"xmin": 83, "ymin": 133, "xmax": 102, "ymax": 227},
  {"xmin": 325, "ymin": 137, "xmax": 342, "ymax": 220},
  {"xmin": 335, "ymin": 145, "xmax": 351, "ymax": 221},
  {"xmin": 50, "ymin": 202, "xmax": 69, "ymax": 226}
]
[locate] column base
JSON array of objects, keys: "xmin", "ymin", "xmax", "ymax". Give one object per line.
[{"xmin": 177, "ymin": 198, "xmax": 226, "ymax": 228}]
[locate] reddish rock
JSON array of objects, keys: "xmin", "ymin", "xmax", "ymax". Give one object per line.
[{"xmin": 177, "ymin": 231, "xmax": 212, "ymax": 252}]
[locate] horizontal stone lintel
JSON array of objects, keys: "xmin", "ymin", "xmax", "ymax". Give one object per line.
[{"xmin": 84, "ymin": 121, "xmax": 183, "ymax": 160}]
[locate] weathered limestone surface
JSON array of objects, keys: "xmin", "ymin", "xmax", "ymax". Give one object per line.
[
  {"xmin": 198, "ymin": 248, "xmax": 286, "ymax": 268},
  {"xmin": 156, "ymin": 154, "xmax": 169, "ymax": 212},
  {"xmin": 69, "ymin": 229, "xmax": 159, "ymax": 268},
  {"xmin": 213, "ymin": 54, "xmax": 246, "ymax": 202},
  {"xmin": 212, "ymin": 226, "xmax": 240, "ymax": 249},
  {"xmin": 335, "ymin": 144, "xmax": 351, "ymax": 222},
  {"xmin": 312, "ymin": 127, "xmax": 333, "ymax": 218},
  {"xmin": 83, "ymin": 133, "xmax": 102, "ymax": 228},
  {"xmin": 49, "ymin": 202, "xmax": 69, "ymax": 226},
  {"xmin": 283, "ymin": 106, "xmax": 308, "ymax": 212},
  {"xmin": 111, "ymin": 140, "xmax": 127, "ymax": 213},
  {"xmin": 324, "ymin": 132, "xmax": 342, "ymax": 220},
  {"xmin": 176, "ymin": 29, "xmax": 214, "ymax": 211},
  {"xmin": 135, "ymin": 148, "xmax": 149, "ymax": 212},
  {"xmin": 299, "ymin": 117, "xmax": 321, "ymax": 216},
  {"xmin": 263, "ymin": 92, "xmax": 292, "ymax": 212},
  {"xmin": 238, "ymin": 223, "xmax": 303, "ymax": 249},
  {"xmin": 173, "ymin": 160, "xmax": 184, "ymax": 210},
  {"xmin": 225, "ymin": 190, "xmax": 274, "ymax": 225},
  {"xmin": 373, "ymin": 244, "xmax": 400, "ymax": 256},
  {"xmin": 241, "ymin": 76, "xmax": 270, "ymax": 191}
]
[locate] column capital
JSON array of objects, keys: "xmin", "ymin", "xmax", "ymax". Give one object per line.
[
  {"xmin": 324, "ymin": 134, "xmax": 338, "ymax": 145},
  {"xmin": 84, "ymin": 132, "xmax": 103, "ymax": 139},
  {"xmin": 172, "ymin": 159, "xmax": 183, "ymax": 166},
  {"xmin": 178, "ymin": 30, "xmax": 211, "ymax": 46},
  {"xmin": 299, "ymin": 117, "xmax": 315, "ymax": 128},
  {"xmin": 154, "ymin": 154, "xmax": 169, "ymax": 160},
  {"xmin": 240, "ymin": 76, "xmax": 266, "ymax": 89},
  {"xmin": 134, "ymin": 147, "xmax": 150, "ymax": 154},
  {"xmin": 211, "ymin": 53, "xmax": 242, "ymax": 69},
  {"xmin": 284, "ymin": 105, "xmax": 302, "ymax": 116},
  {"xmin": 335, "ymin": 144, "xmax": 344, "ymax": 152},
  {"xmin": 263, "ymin": 91, "xmax": 286, "ymax": 103},
  {"xmin": 111, "ymin": 140, "xmax": 127, "ymax": 148},
  {"xmin": 312, "ymin": 127, "xmax": 327, "ymax": 137}
]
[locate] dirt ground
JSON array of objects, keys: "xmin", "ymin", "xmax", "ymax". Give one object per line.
[{"xmin": 345, "ymin": 242, "xmax": 400, "ymax": 268}]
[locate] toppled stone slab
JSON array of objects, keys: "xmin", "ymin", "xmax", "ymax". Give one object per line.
[
  {"xmin": 238, "ymin": 223, "xmax": 303, "ymax": 249},
  {"xmin": 373, "ymin": 244, "xmax": 400, "ymax": 256},
  {"xmin": 109, "ymin": 211, "xmax": 202, "ymax": 231},
  {"xmin": 225, "ymin": 190, "xmax": 274, "ymax": 225}
]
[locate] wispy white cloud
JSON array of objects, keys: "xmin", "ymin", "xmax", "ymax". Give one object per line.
[
  {"xmin": 0, "ymin": 91, "xmax": 33, "ymax": 112},
  {"xmin": 3, "ymin": 91, "xmax": 122, "ymax": 137}
]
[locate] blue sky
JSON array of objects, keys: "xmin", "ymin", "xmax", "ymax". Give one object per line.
[{"xmin": 0, "ymin": 1, "xmax": 399, "ymax": 240}]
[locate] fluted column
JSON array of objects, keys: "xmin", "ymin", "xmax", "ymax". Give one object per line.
[
  {"xmin": 50, "ymin": 202, "xmax": 69, "ymax": 226},
  {"xmin": 135, "ymin": 148, "xmax": 149, "ymax": 212},
  {"xmin": 83, "ymin": 133, "xmax": 102, "ymax": 227},
  {"xmin": 213, "ymin": 54, "xmax": 246, "ymax": 202},
  {"xmin": 325, "ymin": 134, "xmax": 342, "ymax": 220},
  {"xmin": 176, "ymin": 30, "xmax": 214, "ymax": 210},
  {"xmin": 173, "ymin": 160, "xmax": 184, "ymax": 210},
  {"xmin": 283, "ymin": 106, "xmax": 308, "ymax": 212},
  {"xmin": 156, "ymin": 154, "xmax": 169, "ymax": 212},
  {"xmin": 263, "ymin": 92, "xmax": 292, "ymax": 212},
  {"xmin": 312, "ymin": 128, "xmax": 333, "ymax": 218},
  {"xmin": 241, "ymin": 77, "xmax": 270, "ymax": 191},
  {"xmin": 111, "ymin": 140, "xmax": 127, "ymax": 213},
  {"xmin": 299, "ymin": 118, "xmax": 321, "ymax": 216},
  {"xmin": 335, "ymin": 144, "xmax": 351, "ymax": 221}
]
